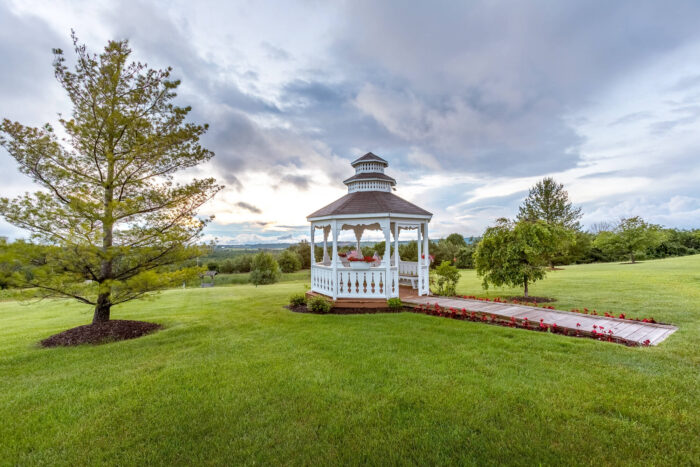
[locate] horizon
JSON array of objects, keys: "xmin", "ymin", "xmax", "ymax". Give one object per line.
[{"xmin": 2, "ymin": 1, "xmax": 700, "ymax": 244}]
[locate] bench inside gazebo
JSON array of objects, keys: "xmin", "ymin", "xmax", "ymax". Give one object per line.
[{"xmin": 306, "ymin": 153, "xmax": 433, "ymax": 307}]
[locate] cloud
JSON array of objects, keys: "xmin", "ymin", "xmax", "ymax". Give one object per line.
[
  {"xmin": 261, "ymin": 41, "xmax": 291, "ymax": 61},
  {"xmin": 235, "ymin": 202, "xmax": 262, "ymax": 214},
  {"xmin": 1, "ymin": 0, "xmax": 699, "ymax": 243},
  {"xmin": 278, "ymin": 174, "xmax": 311, "ymax": 190}
]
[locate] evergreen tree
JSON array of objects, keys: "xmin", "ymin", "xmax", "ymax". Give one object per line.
[
  {"xmin": 518, "ymin": 177, "xmax": 582, "ymax": 229},
  {"xmin": 518, "ymin": 177, "xmax": 581, "ymax": 268},
  {"xmin": 0, "ymin": 34, "xmax": 221, "ymax": 323}
]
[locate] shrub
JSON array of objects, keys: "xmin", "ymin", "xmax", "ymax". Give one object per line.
[
  {"xmin": 278, "ymin": 250, "xmax": 302, "ymax": 273},
  {"xmin": 289, "ymin": 293, "xmax": 307, "ymax": 307},
  {"xmin": 308, "ymin": 295, "xmax": 332, "ymax": 313},
  {"xmin": 434, "ymin": 260, "xmax": 460, "ymax": 296},
  {"xmin": 206, "ymin": 261, "xmax": 219, "ymax": 272},
  {"xmin": 219, "ymin": 259, "xmax": 235, "ymax": 274},
  {"xmin": 233, "ymin": 254, "xmax": 253, "ymax": 273},
  {"xmin": 387, "ymin": 297, "xmax": 403, "ymax": 311},
  {"xmin": 249, "ymin": 252, "xmax": 281, "ymax": 285}
]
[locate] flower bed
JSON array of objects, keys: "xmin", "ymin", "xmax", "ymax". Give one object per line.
[{"xmin": 410, "ymin": 302, "xmax": 654, "ymax": 347}]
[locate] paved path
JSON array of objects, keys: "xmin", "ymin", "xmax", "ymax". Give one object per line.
[{"xmin": 403, "ymin": 295, "xmax": 677, "ymax": 346}]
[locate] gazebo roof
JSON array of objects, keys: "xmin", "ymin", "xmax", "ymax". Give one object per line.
[
  {"xmin": 343, "ymin": 172, "xmax": 397, "ymax": 185},
  {"xmin": 307, "ymin": 191, "xmax": 432, "ymax": 219},
  {"xmin": 351, "ymin": 152, "xmax": 389, "ymax": 167}
]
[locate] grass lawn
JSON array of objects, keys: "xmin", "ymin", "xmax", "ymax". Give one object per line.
[{"xmin": 1, "ymin": 255, "xmax": 698, "ymax": 465}]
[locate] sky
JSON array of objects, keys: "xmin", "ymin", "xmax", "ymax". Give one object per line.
[{"xmin": 1, "ymin": 0, "xmax": 700, "ymax": 244}]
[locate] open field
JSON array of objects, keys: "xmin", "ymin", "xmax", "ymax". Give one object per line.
[{"xmin": 1, "ymin": 255, "xmax": 699, "ymax": 465}]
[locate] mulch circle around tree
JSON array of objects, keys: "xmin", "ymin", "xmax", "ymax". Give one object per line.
[
  {"xmin": 40, "ymin": 320, "xmax": 162, "ymax": 347},
  {"xmin": 504, "ymin": 296, "xmax": 557, "ymax": 303},
  {"xmin": 285, "ymin": 305, "xmax": 401, "ymax": 315}
]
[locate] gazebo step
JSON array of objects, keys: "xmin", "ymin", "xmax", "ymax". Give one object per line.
[{"xmin": 305, "ymin": 291, "xmax": 390, "ymax": 309}]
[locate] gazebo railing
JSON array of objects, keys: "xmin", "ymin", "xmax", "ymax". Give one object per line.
[
  {"xmin": 398, "ymin": 261, "xmax": 418, "ymax": 277},
  {"xmin": 311, "ymin": 264, "xmax": 399, "ymax": 299},
  {"xmin": 310, "ymin": 264, "xmax": 335, "ymax": 296}
]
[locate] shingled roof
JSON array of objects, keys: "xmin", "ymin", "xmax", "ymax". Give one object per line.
[
  {"xmin": 351, "ymin": 152, "xmax": 388, "ymax": 166},
  {"xmin": 307, "ymin": 191, "xmax": 432, "ymax": 219},
  {"xmin": 342, "ymin": 172, "xmax": 397, "ymax": 185}
]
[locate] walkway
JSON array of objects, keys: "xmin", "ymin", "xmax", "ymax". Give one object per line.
[{"xmin": 402, "ymin": 294, "xmax": 677, "ymax": 346}]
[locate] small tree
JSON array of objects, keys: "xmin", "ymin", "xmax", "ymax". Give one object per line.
[
  {"xmin": 433, "ymin": 260, "xmax": 460, "ymax": 296},
  {"xmin": 0, "ymin": 34, "xmax": 221, "ymax": 323},
  {"xmin": 593, "ymin": 216, "xmax": 665, "ymax": 263},
  {"xmin": 474, "ymin": 218, "xmax": 556, "ymax": 297},
  {"xmin": 455, "ymin": 244, "xmax": 476, "ymax": 269},
  {"xmin": 250, "ymin": 251, "xmax": 281, "ymax": 285},
  {"xmin": 277, "ymin": 250, "xmax": 302, "ymax": 273}
]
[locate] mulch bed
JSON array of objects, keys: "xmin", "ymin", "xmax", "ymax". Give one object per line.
[
  {"xmin": 40, "ymin": 320, "xmax": 162, "ymax": 347},
  {"xmin": 285, "ymin": 305, "xmax": 401, "ymax": 315},
  {"xmin": 504, "ymin": 296, "xmax": 557, "ymax": 303}
]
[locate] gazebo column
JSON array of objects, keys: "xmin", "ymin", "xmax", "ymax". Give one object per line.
[
  {"xmin": 423, "ymin": 222, "xmax": 430, "ymax": 295},
  {"xmin": 353, "ymin": 226, "xmax": 362, "ymax": 253},
  {"xmin": 393, "ymin": 222, "xmax": 399, "ymax": 267},
  {"xmin": 332, "ymin": 220, "xmax": 338, "ymax": 300},
  {"xmin": 309, "ymin": 224, "xmax": 315, "ymax": 266},
  {"xmin": 382, "ymin": 220, "xmax": 392, "ymax": 298},
  {"xmin": 322, "ymin": 226, "xmax": 330, "ymax": 264},
  {"xmin": 416, "ymin": 223, "xmax": 423, "ymax": 296}
]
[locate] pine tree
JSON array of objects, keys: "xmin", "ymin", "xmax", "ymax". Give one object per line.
[
  {"xmin": 0, "ymin": 33, "xmax": 222, "ymax": 323},
  {"xmin": 518, "ymin": 177, "xmax": 582, "ymax": 268}
]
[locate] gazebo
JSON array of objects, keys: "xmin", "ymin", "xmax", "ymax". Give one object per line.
[{"xmin": 307, "ymin": 152, "xmax": 432, "ymax": 303}]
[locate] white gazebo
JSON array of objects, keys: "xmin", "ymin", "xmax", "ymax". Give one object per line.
[{"xmin": 307, "ymin": 152, "xmax": 432, "ymax": 301}]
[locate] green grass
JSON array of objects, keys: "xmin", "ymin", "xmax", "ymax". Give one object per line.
[{"xmin": 1, "ymin": 256, "xmax": 699, "ymax": 465}]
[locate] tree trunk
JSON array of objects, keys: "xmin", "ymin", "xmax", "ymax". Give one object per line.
[
  {"xmin": 95, "ymin": 157, "xmax": 115, "ymax": 323},
  {"xmin": 630, "ymin": 252, "xmax": 635, "ymax": 263},
  {"xmin": 93, "ymin": 292, "xmax": 111, "ymax": 323},
  {"xmin": 523, "ymin": 278, "xmax": 529, "ymax": 298}
]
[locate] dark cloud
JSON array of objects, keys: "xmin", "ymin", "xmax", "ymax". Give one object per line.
[
  {"xmin": 278, "ymin": 174, "xmax": 311, "ymax": 190},
  {"xmin": 236, "ymin": 202, "xmax": 262, "ymax": 214},
  {"xmin": 322, "ymin": 0, "xmax": 700, "ymax": 175}
]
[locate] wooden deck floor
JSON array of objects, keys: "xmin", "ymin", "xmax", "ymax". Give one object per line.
[{"xmin": 402, "ymin": 294, "xmax": 677, "ymax": 346}]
